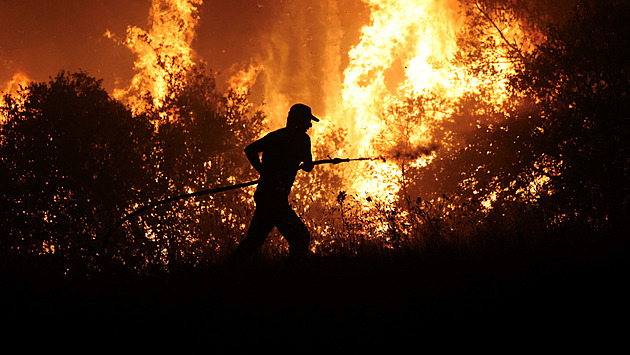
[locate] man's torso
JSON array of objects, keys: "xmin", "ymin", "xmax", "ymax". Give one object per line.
[{"xmin": 256, "ymin": 128, "xmax": 311, "ymax": 200}]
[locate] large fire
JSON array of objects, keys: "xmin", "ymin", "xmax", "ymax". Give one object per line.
[
  {"xmin": 250, "ymin": 0, "xmax": 520, "ymax": 201},
  {"xmin": 1, "ymin": 0, "xmax": 530, "ymax": 206},
  {"xmin": 0, "ymin": 0, "xmax": 577, "ymax": 267},
  {"xmin": 103, "ymin": 0, "xmax": 526, "ymax": 203}
]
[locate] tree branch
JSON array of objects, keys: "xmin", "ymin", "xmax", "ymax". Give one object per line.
[{"xmin": 474, "ymin": 1, "xmax": 524, "ymax": 60}]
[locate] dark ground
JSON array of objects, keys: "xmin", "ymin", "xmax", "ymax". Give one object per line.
[{"xmin": 2, "ymin": 232, "xmax": 628, "ymax": 350}]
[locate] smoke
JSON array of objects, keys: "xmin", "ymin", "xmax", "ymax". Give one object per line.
[
  {"xmin": 243, "ymin": 1, "xmax": 367, "ymax": 129},
  {"xmin": 380, "ymin": 142, "xmax": 440, "ymax": 163}
]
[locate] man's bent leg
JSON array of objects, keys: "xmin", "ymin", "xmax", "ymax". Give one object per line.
[
  {"xmin": 231, "ymin": 207, "xmax": 274, "ymax": 262},
  {"xmin": 276, "ymin": 207, "xmax": 310, "ymax": 260}
]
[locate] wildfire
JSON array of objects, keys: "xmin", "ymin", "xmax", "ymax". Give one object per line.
[
  {"xmin": 1, "ymin": 72, "xmax": 31, "ymax": 124},
  {"xmin": 105, "ymin": 0, "xmax": 524, "ymax": 204},
  {"xmin": 108, "ymin": 0, "xmax": 203, "ymax": 115},
  {"xmin": 1, "ymin": 71, "xmax": 30, "ymax": 96},
  {"xmin": 2, "ymin": 0, "xmax": 538, "ymax": 208},
  {"xmin": 333, "ymin": 0, "xmax": 513, "ymax": 200},
  {"xmin": 0, "ymin": 0, "xmax": 573, "ymax": 266}
]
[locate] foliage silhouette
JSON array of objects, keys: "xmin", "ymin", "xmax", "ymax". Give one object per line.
[
  {"xmin": 510, "ymin": 0, "xmax": 630, "ymax": 229},
  {"xmin": 1, "ymin": 71, "xmax": 154, "ymax": 275},
  {"xmin": 0, "ymin": 68, "xmax": 266, "ymax": 275}
]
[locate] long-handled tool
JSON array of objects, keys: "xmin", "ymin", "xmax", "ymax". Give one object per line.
[{"xmin": 103, "ymin": 156, "xmax": 379, "ymax": 250}]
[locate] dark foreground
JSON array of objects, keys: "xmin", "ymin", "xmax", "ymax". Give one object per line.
[{"xmin": 2, "ymin": 233, "xmax": 628, "ymax": 350}]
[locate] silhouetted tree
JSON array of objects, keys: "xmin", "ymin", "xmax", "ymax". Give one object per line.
[
  {"xmin": 510, "ymin": 0, "xmax": 630, "ymax": 230},
  {"xmin": 0, "ymin": 71, "xmax": 153, "ymax": 275},
  {"xmin": 424, "ymin": 0, "xmax": 630, "ymax": 234},
  {"xmin": 0, "ymin": 64, "xmax": 269, "ymax": 275},
  {"xmin": 107, "ymin": 62, "xmax": 267, "ymax": 271}
]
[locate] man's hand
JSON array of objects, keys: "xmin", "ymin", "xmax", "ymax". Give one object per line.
[{"xmin": 299, "ymin": 161, "xmax": 314, "ymax": 172}]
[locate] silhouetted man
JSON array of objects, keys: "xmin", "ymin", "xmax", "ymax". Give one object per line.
[{"xmin": 231, "ymin": 103, "xmax": 318, "ymax": 263}]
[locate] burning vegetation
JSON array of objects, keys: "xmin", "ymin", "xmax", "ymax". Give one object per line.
[{"xmin": 0, "ymin": 0, "xmax": 628, "ymax": 279}]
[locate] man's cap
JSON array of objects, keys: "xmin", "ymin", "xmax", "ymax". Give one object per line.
[{"xmin": 288, "ymin": 103, "xmax": 320, "ymax": 122}]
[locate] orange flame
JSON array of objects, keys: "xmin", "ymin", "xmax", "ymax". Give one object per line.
[
  {"xmin": 107, "ymin": 0, "xmax": 530, "ymax": 205},
  {"xmin": 1, "ymin": 72, "xmax": 31, "ymax": 124},
  {"xmin": 228, "ymin": 0, "xmax": 525, "ymax": 203},
  {"xmin": 1, "ymin": 71, "xmax": 30, "ymax": 96},
  {"xmin": 109, "ymin": 0, "xmax": 203, "ymax": 115}
]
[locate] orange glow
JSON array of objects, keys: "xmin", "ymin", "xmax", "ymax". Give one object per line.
[
  {"xmin": 101, "ymin": 0, "xmax": 529, "ymax": 204},
  {"xmin": 335, "ymin": 0, "xmax": 520, "ymax": 200},
  {"xmin": 3, "ymin": 0, "xmax": 535, "ymax": 206},
  {"xmin": 228, "ymin": 0, "xmax": 520, "ymax": 202},
  {"xmin": 1, "ymin": 72, "xmax": 30, "ymax": 96},
  {"xmin": 108, "ymin": 0, "xmax": 203, "ymax": 116},
  {"xmin": 1, "ymin": 72, "xmax": 31, "ymax": 124}
]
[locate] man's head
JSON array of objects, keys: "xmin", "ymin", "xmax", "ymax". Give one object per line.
[{"xmin": 287, "ymin": 103, "xmax": 319, "ymax": 132}]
